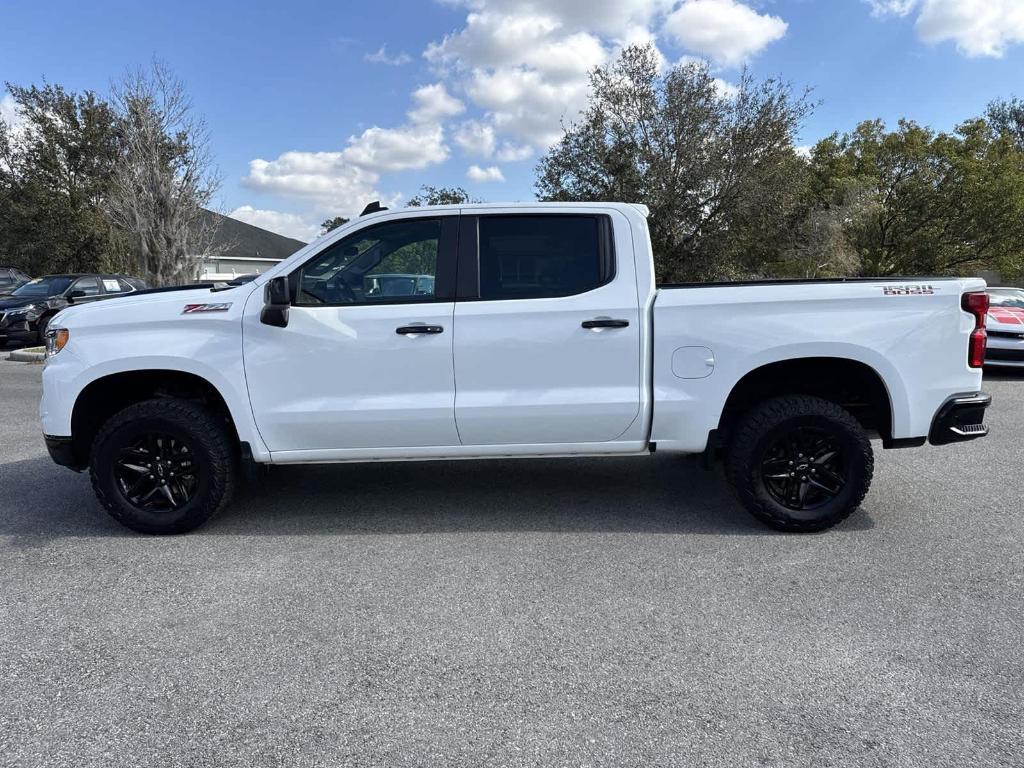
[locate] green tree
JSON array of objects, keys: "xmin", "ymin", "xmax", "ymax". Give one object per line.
[
  {"xmin": 987, "ymin": 96, "xmax": 1024, "ymax": 151},
  {"xmin": 407, "ymin": 185, "xmax": 477, "ymax": 206},
  {"xmin": 806, "ymin": 119, "xmax": 1024, "ymax": 277},
  {"xmin": 0, "ymin": 83, "xmax": 127, "ymax": 275},
  {"xmin": 320, "ymin": 215, "xmax": 349, "ymax": 234},
  {"xmin": 536, "ymin": 44, "xmax": 815, "ymax": 282}
]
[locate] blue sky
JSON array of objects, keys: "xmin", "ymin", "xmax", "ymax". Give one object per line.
[{"xmin": 2, "ymin": 0, "xmax": 1023, "ymax": 241}]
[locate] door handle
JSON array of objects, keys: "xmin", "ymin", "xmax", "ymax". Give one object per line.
[
  {"xmin": 582, "ymin": 319, "xmax": 629, "ymax": 329},
  {"xmin": 396, "ymin": 325, "xmax": 444, "ymax": 335}
]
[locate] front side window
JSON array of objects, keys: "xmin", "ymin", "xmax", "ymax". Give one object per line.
[
  {"xmin": 295, "ymin": 218, "xmax": 441, "ymax": 305},
  {"xmin": 478, "ymin": 215, "xmax": 611, "ymax": 300}
]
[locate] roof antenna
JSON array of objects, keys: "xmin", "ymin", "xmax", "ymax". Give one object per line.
[{"xmin": 360, "ymin": 201, "xmax": 388, "ymax": 216}]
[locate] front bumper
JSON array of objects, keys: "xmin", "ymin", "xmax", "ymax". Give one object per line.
[
  {"xmin": 928, "ymin": 392, "xmax": 991, "ymax": 446},
  {"xmin": 44, "ymin": 434, "xmax": 83, "ymax": 471},
  {"xmin": 0, "ymin": 316, "xmax": 40, "ymax": 345}
]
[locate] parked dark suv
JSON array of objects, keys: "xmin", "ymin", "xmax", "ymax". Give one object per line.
[
  {"xmin": 0, "ymin": 266, "xmax": 32, "ymax": 297},
  {"xmin": 0, "ymin": 273, "xmax": 148, "ymax": 347}
]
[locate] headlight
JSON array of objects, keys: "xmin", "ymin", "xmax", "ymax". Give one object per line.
[
  {"xmin": 44, "ymin": 328, "xmax": 69, "ymax": 357},
  {"xmin": 7, "ymin": 305, "xmax": 34, "ymax": 317}
]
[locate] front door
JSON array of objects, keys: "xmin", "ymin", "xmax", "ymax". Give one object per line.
[
  {"xmin": 243, "ymin": 213, "xmax": 460, "ymax": 455},
  {"xmin": 453, "ymin": 212, "xmax": 642, "ymax": 446}
]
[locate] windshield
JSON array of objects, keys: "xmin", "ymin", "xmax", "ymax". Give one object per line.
[
  {"xmin": 11, "ymin": 276, "xmax": 73, "ymax": 298},
  {"xmin": 989, "ymin": 290, "xmax": 1024, "ymax": 309}
]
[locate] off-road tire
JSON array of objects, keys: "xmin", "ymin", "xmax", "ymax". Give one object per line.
[
  {"xmin": 725, "ymin": 395, "xmax": 874, "ymax": 533},
  {"xmin": 89, "ymin": 398, "xmax": 236, "ymax": 534}
]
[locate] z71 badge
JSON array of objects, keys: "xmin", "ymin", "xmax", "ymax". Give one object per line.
[
  {"xmin": 883, "ymin": 284, "xmax": 935, "ymax": 296},
  {"xmin": 182, "ymin": 302, "xmax": 233, "ymax": 313}
]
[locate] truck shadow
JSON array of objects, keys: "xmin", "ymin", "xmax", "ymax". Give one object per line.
[{"xmin": 0, "ymin": 453, "xmax": 876, "ymax": 546}]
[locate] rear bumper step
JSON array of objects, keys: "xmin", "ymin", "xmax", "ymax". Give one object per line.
[{"xmin": 928, "ymin": 392, "xmax": 991, "ymax": 446}]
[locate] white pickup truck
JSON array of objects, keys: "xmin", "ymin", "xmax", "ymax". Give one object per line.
[{"xmin": 40, "ymin": 202, "xmax": 992, "ymax": 534}]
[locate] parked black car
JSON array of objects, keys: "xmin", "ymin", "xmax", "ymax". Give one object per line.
[
  {"xmin": 0, "ymin": 266, "xmax": 32, "ymax": 297},
  {"xmin": 0, "ymin": 273, "xmax": 148, "ymax": 347}
]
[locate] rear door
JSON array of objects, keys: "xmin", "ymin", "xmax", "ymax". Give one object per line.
[{"xmin": 452, "ymin": 211, "xmax": 642, "ymax": 446}]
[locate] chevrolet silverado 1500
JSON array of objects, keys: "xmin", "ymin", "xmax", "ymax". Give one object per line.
[{"xmin": 39, "ymin": 202, "xmax": 992, "ymax": 534}]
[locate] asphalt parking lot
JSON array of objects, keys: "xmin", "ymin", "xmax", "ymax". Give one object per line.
[{"xmin": 1, "ymin": 360, "xmax": 1022, "ymax": 768}]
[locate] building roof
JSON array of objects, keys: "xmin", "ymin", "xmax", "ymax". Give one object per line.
[{"xmin": 199, "ymin": 209, "xmax": 306, "ymax": 262}]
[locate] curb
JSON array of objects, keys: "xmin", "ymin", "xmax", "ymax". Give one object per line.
[{"xmin": 7, "ymin": 347, "xmax": 45, "ymax": 363}]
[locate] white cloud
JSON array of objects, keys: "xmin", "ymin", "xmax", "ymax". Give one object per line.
[
  {"xmin": 438, "ymin": 0, "xmax": 676, "ymax": 37},
  {"xmin": 917, "ymin": 0, "xmax": 1024, "ymax": 58},
  {"xmin": 864, "ymin": 0, "xmax": 917, "ymax": 16},
  {"xmin": 495, "ymin": 142, "xmax": 533, "ymax": 162},
  {"xmin": 454, "ymin": 119, "xmax": 497, "ymax": 157},
  {"xmin": 466, "ymin": 164, "xmax": 506, "ymax": 182},
  {"xmin": 866, "ymin": 0, "xmax": 1024, "ymax": 58},
  {"xmin": 425, "ymin": 7, "xmax": 610, "ymax": 148},
  {"xmin": 465, "ymin": 66, "xmax": 590, "ymax": 147},
  {"xmin": 455, "ymin": 119, "xmax": 535, "ymax": 162},
  {"xmin": 344, "ymin": 123, "xmax": 450, "ymax": 172},
  {"xmin": 241, "ymin": 151, "xmax": 398, "ymax": 216},
  {"xmin": 364, "ymin": 45, "xmax": 413, "ymax": 66},
  {"xmin": 228, "ymin": 206, "xmax": 321, "ymax": 242},
  {"xmin": 408, "ymin": 83, "xmax": 465, "ymax": 124},
  {"xmin": 663, "ymin": 0, "xmax": 788, "ymax": 68}
]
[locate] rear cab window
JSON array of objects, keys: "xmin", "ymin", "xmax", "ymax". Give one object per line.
[{"xmin": 475, "ymin": 215, "xmax": 614, "ymax": 300}]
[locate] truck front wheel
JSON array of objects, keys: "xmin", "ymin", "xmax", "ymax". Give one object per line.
[
  {"xmin": 89, "ymin": 398, "xmax": 236, "ymax": 534},
  {"xmin": 725, "ymin": 395, "xmax": 874, "ymax": 533}
]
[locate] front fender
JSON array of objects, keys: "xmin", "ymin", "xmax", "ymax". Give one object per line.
[{"xmin": 40, "ymin": 297, "xmax": 269, "ymax": 461}]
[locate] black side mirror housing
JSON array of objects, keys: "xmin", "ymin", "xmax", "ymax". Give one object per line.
[
  {"xmin": 261, "ymin": 276, "xmax": 290, "ymax": 327},
  {"xmin": 66, "ymin": 290, "xmax": 86, "ymax": 301}
]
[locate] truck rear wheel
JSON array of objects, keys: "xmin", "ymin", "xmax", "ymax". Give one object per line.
[
  {"xmin": 89, "ymin": 398, "xmax": 236, "ymax": 534},
  {"xmin": 725, "ymin": 395, "xmax": 873, "ymax": 533}
]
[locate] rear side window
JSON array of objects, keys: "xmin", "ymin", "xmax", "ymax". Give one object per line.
[{"xmin": 478, "ymin": 215, "xmax": 613, "ymax": 300}]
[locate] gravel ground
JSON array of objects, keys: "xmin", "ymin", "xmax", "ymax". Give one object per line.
[{"xmin": 1, "ymin": 359, "xmax": 1022, "ymax": 767}]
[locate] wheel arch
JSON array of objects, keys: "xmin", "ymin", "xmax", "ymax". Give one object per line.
[
  {"xmin": 69, "ymin": 369, "xmax": 242, "ymax": 470},
  {"xmin": 717, "ymin": 356, "xmax": 897, "ymax": 446}
]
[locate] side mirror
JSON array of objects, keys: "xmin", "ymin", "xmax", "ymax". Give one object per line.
[
  {"xmin": 66, "ymin": 290, "xmax": 86, "ymax": 301},
  {"xmin": 261, "ymin": 276, "xmax": 290, "ymax": 328}
]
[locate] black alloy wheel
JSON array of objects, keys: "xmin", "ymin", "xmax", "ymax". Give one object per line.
[
  {"xmin": 759, "ymin": 426, "xmax": 847, "ymax": 512},
  {"xmin": 113, "ymin": 432, "xmax": 199, "ymax": 511}
]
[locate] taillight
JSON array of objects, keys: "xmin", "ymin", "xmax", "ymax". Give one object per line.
[{"xmin": 962, "ymin": 292, "xmax": 989, "ymax": 369}]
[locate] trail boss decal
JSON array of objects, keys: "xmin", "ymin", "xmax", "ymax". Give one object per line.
[
  {"xmin": 182, "ymin": 302, "xmax": 232, "ymax": 314},
  {"xmin": 883, "ymin": 284, "xmax": 935, "ymax": 296}
]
